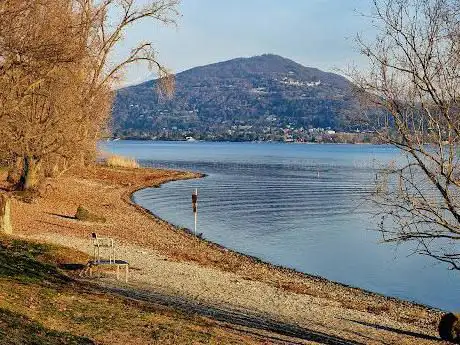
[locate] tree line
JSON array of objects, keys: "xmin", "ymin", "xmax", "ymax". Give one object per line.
[{"xmin": 0, "ymin": 0, "xmax": 178, "ymax": 191}]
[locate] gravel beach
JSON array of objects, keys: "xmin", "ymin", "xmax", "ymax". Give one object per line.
[{"xmin": 9, "ymin": 166, "xmax": 446, "ymax": 345}]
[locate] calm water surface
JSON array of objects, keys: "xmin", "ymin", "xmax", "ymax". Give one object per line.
[{"xmin": 102, "ymin": 141, "xmax": 460, "ymax": 311}]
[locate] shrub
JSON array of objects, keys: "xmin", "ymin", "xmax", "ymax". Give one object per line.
[{"xmin": 75, "ymin": 206, "xmax": 106, "ymax": 223}]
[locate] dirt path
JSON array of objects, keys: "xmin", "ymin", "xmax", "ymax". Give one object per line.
[{"xmin": 9, "ymin": 166, "xmax": 446, "ymax": 345}]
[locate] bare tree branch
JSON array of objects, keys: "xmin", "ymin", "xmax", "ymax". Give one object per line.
[{"xmin": 353, "ymin": 0, "xmax": 460, "ymax": 270}]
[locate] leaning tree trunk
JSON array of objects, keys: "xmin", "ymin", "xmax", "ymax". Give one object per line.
[
  {"xmin": 0, "ymin": 194, "xmax": 12, "ymax": 235},
  {"xmin": 18, "ymin": 156, "xmax": 41, "ymax": 191}
]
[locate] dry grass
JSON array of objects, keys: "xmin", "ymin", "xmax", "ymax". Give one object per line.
[
  {"xmin": 0, "ymin": 235, "xmax": 269, "ymax": 345},
  {"xmin": 105, "ymin": 155, "xmax": 139, "ymax": 169}
]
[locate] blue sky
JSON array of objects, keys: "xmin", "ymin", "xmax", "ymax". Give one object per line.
[{"xmin": 116, "ymin": 0, "xmax": 374, "ymax": 85}]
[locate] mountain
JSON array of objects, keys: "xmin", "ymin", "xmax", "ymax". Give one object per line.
[{"xmin": 112, "ymin": 54, "xmax": 361, "ymax": 140}]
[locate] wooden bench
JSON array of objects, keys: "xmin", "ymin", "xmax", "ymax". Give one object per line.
[{"xmin": 85, "ymin": 259, "xmax": 129, "ymax": 283}]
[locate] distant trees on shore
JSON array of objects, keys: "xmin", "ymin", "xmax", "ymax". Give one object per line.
[{"xmin": 0, "ymin": 0, "xmax": 178, "ymax": 191}]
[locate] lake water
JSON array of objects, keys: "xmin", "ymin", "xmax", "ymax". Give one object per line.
[{"xmin": 102, "ymin": 140, "xmax": 460, "ymax": 311}]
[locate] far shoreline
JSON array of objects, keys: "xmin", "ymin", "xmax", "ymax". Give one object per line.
[{"xmin": 105, "ymin": 138, "xmax": 384, "ymax": 145}]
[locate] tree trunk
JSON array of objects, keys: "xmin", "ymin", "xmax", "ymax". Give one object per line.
[
  {"xmin": 7, "ymin": 157, "xmax": 22, "ymax": 184},
  {"xmin": 19, "ymin": 156, "xmax": 41, "ymax": 191},
  {"xmin": 0, "ymin": 194, "xmax": 12, "ymax": 235}
]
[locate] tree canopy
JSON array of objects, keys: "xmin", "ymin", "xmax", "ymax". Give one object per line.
[{"xmin": 0, "ymin": 0, "xmax": 179, "ymax": 190}]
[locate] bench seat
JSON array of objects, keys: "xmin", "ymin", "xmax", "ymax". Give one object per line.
[{"xmin": 87, "ymin": 259, "xmax": 129, "ymax": 282}]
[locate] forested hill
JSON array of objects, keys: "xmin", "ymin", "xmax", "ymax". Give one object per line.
[{"xmin": 112, "ymin": 54, "xmax": 362, "ymax": 140}]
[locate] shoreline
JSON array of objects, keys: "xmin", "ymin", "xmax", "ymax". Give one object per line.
[
  {"xmin": 8, "ymin": 165, "xmax": 444, "ymax": 344},
  {"xmin": 127, "ymin": 170, "xmax": 442, "ymax": 313},
  {"xmin": 108, "ymin": 138, "xmax": 384, "ymax": 145},
  {"xmin": 116, "ymin": 167, "xmax": 444, "ymax": 320}
]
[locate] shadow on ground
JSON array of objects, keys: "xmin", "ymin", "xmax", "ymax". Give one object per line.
[
  {"xmin": 98, "ymin": 284, "xmax": 364, "ymax": 345},
  {"xmin": 344, "ymin": 319, "xmax": 441, "ymax": 342},
  {"xmin": 0, "ymin": 238, "xmax": 93, "ymax": 344},
  {"xmin": 59, "ymin": 263, "xmax": 87, "ymax": 271},
  {"xmin": 47, "ymin": 212, "xmax": 77, "ymax": 220},
  {"xmin": 0, "ymin": 239, "xmax": 70, "ymax": 286},
  {"xmin": 0, "ymin": 308, "xmax": 94, "ymax": 345}
]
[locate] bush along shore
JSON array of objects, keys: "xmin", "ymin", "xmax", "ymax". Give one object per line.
[{"xmin": 0, "ymin": 165, "xmax": 449, "ymax": 344}]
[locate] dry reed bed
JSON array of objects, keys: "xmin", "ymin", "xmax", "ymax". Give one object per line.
[{"xmin": 104, "ymin": 155, "xmax": 140, "ymax": 169}]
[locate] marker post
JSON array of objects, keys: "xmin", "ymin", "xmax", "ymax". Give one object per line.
[{"xmin": 192, "ymin": 189, "xmax": 198, "ymax": 235}]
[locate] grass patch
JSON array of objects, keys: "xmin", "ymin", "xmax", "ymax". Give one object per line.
[
  {"xmin": 0, "ymin": 308, "xmax": 94, "ymax": 345},
  {"xmin": 0, "ymin": 237, "xmax": 72, "ymax": 285},
  {"xmin": 0, "ymin": 235, "xmax": 265, "ymax": 344}
]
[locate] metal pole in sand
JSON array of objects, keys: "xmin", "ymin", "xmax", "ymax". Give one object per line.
[{"xmin": 192, "ymin": 188, "xmax": 198, "ymax": 235}]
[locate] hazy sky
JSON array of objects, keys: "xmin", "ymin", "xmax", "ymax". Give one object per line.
[{"xmin": 116, "ymin": 0, "xmax": 375, "ymax": 86}]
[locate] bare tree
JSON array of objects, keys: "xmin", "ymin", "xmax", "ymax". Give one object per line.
[
  {"xmin": 71, "ymin": 0, "xmax": 178, "ymax": 167},
  {"xmin": 79, "ymin": 0, "xmax": 178, "ymax": 96},
  {"xmin": 0, "ymin": 0, "xmax": 88, "ymax": 189},
  {"xmin": 0, "ymin": 0, "xmax": 179, "ymax": 191},
  {"xmin": 354, "ymin": 0, "xmax": 460, "ymax": 269}
]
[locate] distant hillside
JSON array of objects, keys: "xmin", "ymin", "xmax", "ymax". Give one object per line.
[{"xmin": 112, "ymin": 54, "xmax": 362, "ymax": 140}]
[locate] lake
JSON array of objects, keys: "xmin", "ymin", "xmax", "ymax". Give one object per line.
[{"xmin": 102, "ymin": 140, "xmax": 460, "ymax": 311}]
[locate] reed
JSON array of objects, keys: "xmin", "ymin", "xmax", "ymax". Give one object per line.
[{"xmin": 105, "ymin": 155, "xmax": 139, "ymax": 169}]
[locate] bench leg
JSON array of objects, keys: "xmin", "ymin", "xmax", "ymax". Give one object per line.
[
  {"xmin": 116, "ymin": 265, "xmax": 120, "ymax": 280},
  {"xmin": 125, "ymin": 265, "xmax": 128, "ymax": 283}
]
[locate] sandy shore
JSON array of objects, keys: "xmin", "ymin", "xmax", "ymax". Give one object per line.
[{"xmin": 8, "ymin": 165, "xmax": 446, "ymax": 344}]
